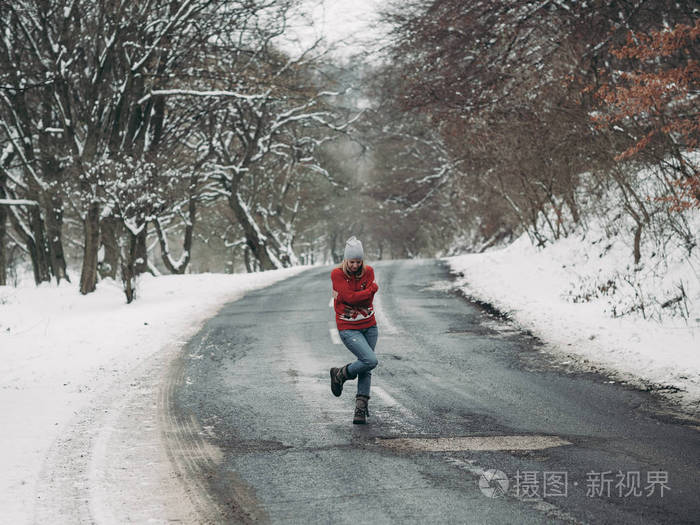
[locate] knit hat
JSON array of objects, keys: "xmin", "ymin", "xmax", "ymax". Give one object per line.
[{"xmin": 344, "ymin": 236, "xmax": 364, "ymax": 260}]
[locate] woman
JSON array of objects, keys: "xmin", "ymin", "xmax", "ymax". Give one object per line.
[{"xmin": 330, "ymin": 236, "xmax": 379, "ymax": 424}]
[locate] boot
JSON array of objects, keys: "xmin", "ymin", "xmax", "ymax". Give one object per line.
[
  {"xmin": 353, "ymin": 394, "xmax": 370, "ymax": 424},
  {"xmin": 330, "ymin": 364, "xmax": 353, "ymax": 397}
]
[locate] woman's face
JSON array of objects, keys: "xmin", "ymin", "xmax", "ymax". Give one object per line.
[{"xmin": 347, "ymin": 258, "xmax": 362, "ymax": 273}]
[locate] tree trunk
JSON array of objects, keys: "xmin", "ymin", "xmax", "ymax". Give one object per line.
[
  {"xmin": 261, "ymin": 223, "xmax": 297, "ymax": 268},
  {"xmin": 330, "ymin": 232, "xmax": 342, "ymax": 263},
  {"xmin": 564, "ymin": 189, "xmax": 580, "ymax": 225},
  {"xmin": 228, "ymin": 192, "xmax": 279, "ymax": 271},
  {"xmin": 0, "ymin": 155, "xmax": 10, "ymax": 286},
  {"xmin": 0, "ymin": 201, "xmax": 6, "ymax": 286},
  {"xmin": 28, "ymin": 203, "xmax": 52, "ymax": 283},
  {"xmin": 5, "ymin": 89, "xmax": 50, "ymax": 284},
  {"xmin": 43, "ymin": 194, "xmax": 69, "ymax": 283},
  {"xmin": 611, "ymin": 168, "xmax": 648, "ymax": 265},
  {"xmin": 99, "ymin": 216, "xmax": 121, "ymax": 279},
  {"xmin": 244, "ymin": 245, "xmax": 253, "ymax": 273},
  {"xmin": 6, "ymin": 205, "xmax": 43, "ymax": 285},
  {"xmin": 80, "ymin": 202, "xmax": 101, "ymax": 294},
  {"xmin": 153, "ymin": 194, "xmax": 195, "ymax": 274},
  {"xmin": 633, "ymin": 221, "xmax": 643, "ymax": 265},
  {"xmin": 38, "ymin": 112, "xmax": 68, "ymax": 284},
  {"xmin": 133, "ymin": 224, "xmax": 148, "ymax": 276},
  {"xmin": 120, "ymin": 230, "xmax": 139, "ymax": 303},
  {"xmin": 122, "ymin": 264, "xmax": 135, "ymax": 303}
]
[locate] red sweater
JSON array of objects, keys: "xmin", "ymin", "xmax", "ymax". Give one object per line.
[{"xmin": 331, "ymin": 265, "xmax": 378, "ymax": 331}]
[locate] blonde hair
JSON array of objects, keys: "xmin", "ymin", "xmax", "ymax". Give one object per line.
[{"xmin": 337, "ymin": 259, "xmax": 366, "ymax": 278}]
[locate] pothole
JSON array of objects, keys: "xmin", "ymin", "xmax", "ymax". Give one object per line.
[{"xmin": 376, "ymin": 435, "xmax": 572, "ymax": 452}]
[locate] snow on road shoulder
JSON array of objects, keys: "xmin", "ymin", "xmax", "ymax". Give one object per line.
[
  {"xmin": 443, "ymin": 234, "xmax": 700, "ymax": 412},
  {"xmin": 0, "ymin": 267, "xmax": 309, "ymax": 524}
]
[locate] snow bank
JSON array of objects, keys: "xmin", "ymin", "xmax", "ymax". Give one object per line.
[
  {"xmin": 444, "ymin": 228, "xmax": 700, "ymax": 411},
  {"xmin": 0, "ymin": 267, "xmax": 309, "ymax": 524}
]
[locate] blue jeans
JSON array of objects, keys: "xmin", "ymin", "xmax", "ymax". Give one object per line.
[{"xmin": 339, "ymin": 325, "xmax": 379, "ymax": 397}]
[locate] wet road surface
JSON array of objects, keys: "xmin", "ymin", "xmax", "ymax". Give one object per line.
[{"xmin": 165, "ymin": 259, "xmax": 700, "ymax": 524}]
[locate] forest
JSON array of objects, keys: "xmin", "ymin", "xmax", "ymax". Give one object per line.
[{"xmin": 1, "ymin": 0, "xmax": 698, "ymax": 306}]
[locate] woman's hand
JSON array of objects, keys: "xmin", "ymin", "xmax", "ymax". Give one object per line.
[{"xmin": 332, "ymin": 289, "xmax": 338, "ymax": 300}]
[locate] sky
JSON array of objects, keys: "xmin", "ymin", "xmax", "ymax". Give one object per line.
[{"xmin": 278, "ymin": 0, "xmax": 389, "ymax": 61}]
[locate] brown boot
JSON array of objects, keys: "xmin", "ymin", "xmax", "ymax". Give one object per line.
[
  {"xmin": 353, "ymin": 394, "xmax": 370, "ymax": 424},
  {"xmin": 330, "ymin": 364, "xmax": 353, "ymax": 397}
]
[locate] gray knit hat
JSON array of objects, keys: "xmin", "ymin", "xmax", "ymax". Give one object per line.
[{"xmin": 344, "ymin": 236, "xmax": 364, "ymax": 260}]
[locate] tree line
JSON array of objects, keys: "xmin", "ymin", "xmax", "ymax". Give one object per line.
[
  {"xmin": 0, "ymin": 0, "xmax": 353, "ymax": 300},
  {"xmin": 2, "ymin": 0, "xmax": 698, "ymax": 305},
  {"xmin": 363, "ymin": 0, "xmax": 698, "ymax": 262}
]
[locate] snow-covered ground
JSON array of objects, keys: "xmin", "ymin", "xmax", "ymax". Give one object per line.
[
  {"xmin": 0, "ymin": 267, "xmax": 309, "ymax": 524},
  {"xmin": 444, "ymin": 227, "xmax": 700, "ymax": 414}
]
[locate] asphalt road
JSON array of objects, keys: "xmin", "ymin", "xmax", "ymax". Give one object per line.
[{"xmin": 165, "ymin": 259, "xmax": 700, "ymax": 524}]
